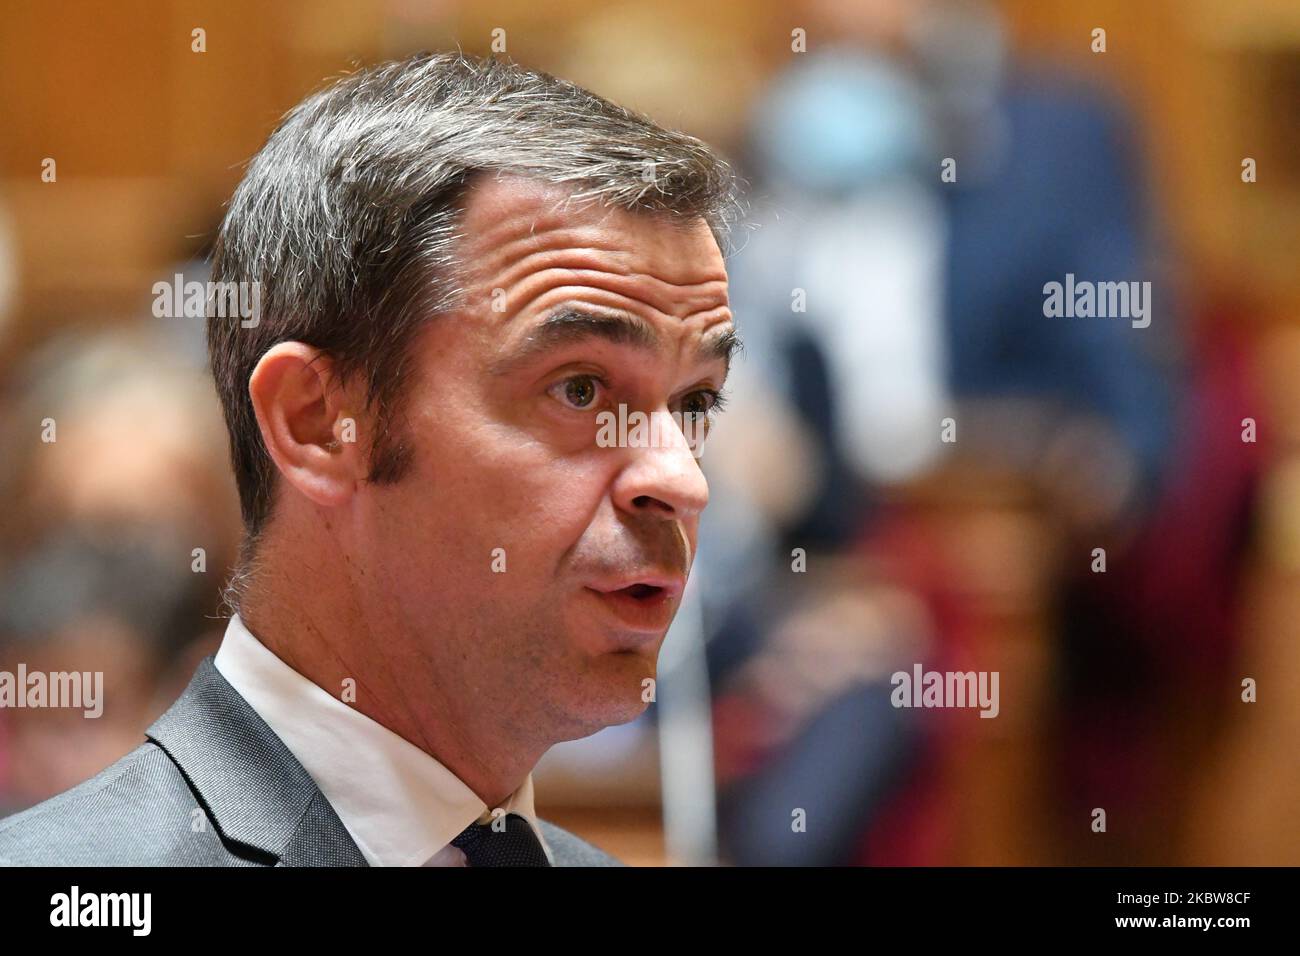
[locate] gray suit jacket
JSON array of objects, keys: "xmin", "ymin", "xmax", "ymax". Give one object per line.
[{"xmin": 0, "ymin": 656, "xmax": 622, "ymax": 867}]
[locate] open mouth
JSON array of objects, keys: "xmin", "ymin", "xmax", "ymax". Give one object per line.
[
  {"xmin": 583, "ymin": 579, "xmax": 679, "ymax": 636},
  {"xmin": 619, "ymin": 583, "xmax": 663, "ymax": 600}
]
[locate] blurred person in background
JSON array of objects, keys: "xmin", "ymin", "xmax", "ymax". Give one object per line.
[
  {"xmin": 0, "ymin": 324, "xmax": 240, "ymax": 562},
  {"xmin": 0, "ymin": 323, "xmax": 239, "ymax": 812},
  {"xmin": 698, "ymin": 0, "xmax": 1250, "ymax": 865},
  {"xmin": 0, "ymin": 526, "xmax": 219, "ymax": 815}
]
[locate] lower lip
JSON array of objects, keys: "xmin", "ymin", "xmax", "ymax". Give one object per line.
[{"xmin": 583, "ymin": 586, "xmax": 677, "ymax": 638}]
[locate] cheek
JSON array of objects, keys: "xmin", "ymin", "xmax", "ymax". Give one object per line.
[
  {"xmin": 486, "ymin": 453, "xmax": 614, "ymax": 573},
  {"xmin": 376, "ymin": 408, "xmax": 613, "ymax": 578}
]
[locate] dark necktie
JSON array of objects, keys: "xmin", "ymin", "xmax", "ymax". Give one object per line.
[{"xmin": 451, "ymin": 812, "xmax": 551, "ymax": 867}]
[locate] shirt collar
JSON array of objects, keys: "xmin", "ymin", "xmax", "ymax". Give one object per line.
[{"xmin": 212, "ymin": 613, "xmax": 550, "ymax": 866}]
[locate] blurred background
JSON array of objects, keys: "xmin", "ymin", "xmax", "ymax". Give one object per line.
[{"xmin": 1, "ymin": 0, "xmax": 1297, "ymax": 865}]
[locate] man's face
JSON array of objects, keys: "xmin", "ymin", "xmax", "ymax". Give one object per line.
[{"xmin": 354, "ymin": 173, "xmax": 735, "ymax": 743}]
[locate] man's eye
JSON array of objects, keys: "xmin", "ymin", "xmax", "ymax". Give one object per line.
[
  {"xmin": 679, "ymin": 388, "xmax": 728, "ymax": 421},
  {"xmin": 548, "ymin": 374, "xmax": 604, "ymax": 410}
]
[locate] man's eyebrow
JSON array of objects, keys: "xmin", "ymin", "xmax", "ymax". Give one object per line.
[
  {"xmin": 489, "ymin": 308, "xmax": 654, "ymax": 376},
  {"xmin": 490, "ymin": 306, "xmax": 742, "ymax": 377},
  {"xmin": 702, "ymin": 324, "xmax": 743, "ymax": 374}
]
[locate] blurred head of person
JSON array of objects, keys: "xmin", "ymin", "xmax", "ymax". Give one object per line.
[
  {"xmin": 0, "ymin": 525, "xmax": 217, "ymax": 810},
  {"xmin": 0, "ymin": 324, "xmax": 240, "ymax": 562},
  {"xmin": 207, "ymin": 52, "xmax": 741, "ymax": 805}
]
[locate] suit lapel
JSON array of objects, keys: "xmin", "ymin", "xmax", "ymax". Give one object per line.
[{"xmin": 147, "ymin": 655, "xmax": 368, "ymax": 867}]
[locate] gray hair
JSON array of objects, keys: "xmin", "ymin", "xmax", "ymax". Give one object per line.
[{"xmin": 208, "ymin": 50, "xmax": 743, "ymax": 576}]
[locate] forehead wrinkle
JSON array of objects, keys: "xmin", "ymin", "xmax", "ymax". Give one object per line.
[
  {"xmin": 465, "ymin": 214, "xmax": 634, "ymax": 281},
  {"xmin": 459, "ymin": 198, "xmax": 733, "ymax": 377},
  {"xmin": 489, "ymin": 261, "xmax": 730, "ymax": 326},
  {"xmin": 468, "ymin": 219, "xmax": 727, "ymax": 303}
]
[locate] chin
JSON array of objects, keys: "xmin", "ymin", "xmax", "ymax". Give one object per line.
[{"xmin": 553, "ymin": 652, "xmax": 655, "ymax": 739}]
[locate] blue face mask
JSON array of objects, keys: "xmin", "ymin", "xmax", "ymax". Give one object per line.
[{"xmin": 752, "ymin": 51, "xmax": 934, "ymax": 193}]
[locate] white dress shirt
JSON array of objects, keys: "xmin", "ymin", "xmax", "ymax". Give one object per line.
[{"xmin": 212, "ymin": 613, "xmax": 551, "ymax": 866}]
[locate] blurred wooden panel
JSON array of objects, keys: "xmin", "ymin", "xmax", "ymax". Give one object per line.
[
  {"xmin": 1, "ymin": 177, "xmax": 200, "ymax": 327},
  {"xmin": 0, "ymin": 0, "xmax": 171, "ymax": 177}
]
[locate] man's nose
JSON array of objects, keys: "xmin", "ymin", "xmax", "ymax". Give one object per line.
[{"xmin": 609, "ymin": 408, "xmax": 709, "ymax": 521}]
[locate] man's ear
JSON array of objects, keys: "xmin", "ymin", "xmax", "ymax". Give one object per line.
[{"xmin": 248, "ymin": 342, "xmax": 366, "ymax": 510}]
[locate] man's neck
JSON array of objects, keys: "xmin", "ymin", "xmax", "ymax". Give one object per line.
[{"xmin": 237, "ymin": 559, "xmax": 544, "ymax": 813}]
